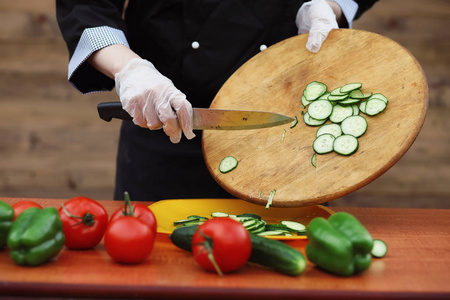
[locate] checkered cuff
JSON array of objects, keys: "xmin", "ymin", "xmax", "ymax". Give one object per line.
[
  {"xmin": 329, "ymin": 0, "xmax": 359, "ymax": 28},
  {"xmin": 68, "ymin": 26, "xmax": 129, "ymax": 93}
]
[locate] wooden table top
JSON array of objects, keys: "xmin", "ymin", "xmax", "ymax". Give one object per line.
[{"xmin": 1, "ymin": 197, "xmax": 449, "ymax": 300}]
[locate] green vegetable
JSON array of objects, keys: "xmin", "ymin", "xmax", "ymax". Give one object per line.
[
  {"xmin": 339, "ymin": 82, "xmax": 362, "ymax": 93},
  {"xmin": 219, "ymin": 156, "xmax": 238, "ymax": 173},
  {"xmin": 290, "ymin": 116, "xmax": 298, "ymax": 128},
  {"xmin": 306, "ymin": 212, "xmax": 373, "ymax": 276},
  {"xmin": 312, "ymin": 133, "xmax": 335, "ymax": 154},
  {"xmin": 169, "ymin": 225, "xmax": 306, "ymax": 276},
  {"xmin": 333, "ymin": 134, "xmax": 359, "ymax": 156},
  {"xmin": 0, "ymin": 200, "xmax": 15, "ymax": 249},
  {"xmin": 303, "ymin": 81, "xmax": 327, "ymax": 101},
  {"xmin": 371, "ymin": 239, "xmax": 388, "ymax": 258},
  {"xmin": 265, "ymin": 189, "xmax": 276, "ymax": 210},
  {"xmin": 7, "ymin": 207, "xmax": 65, "ymax": 266},
  {"xmin": 174, "ymin": 212, "xmax": 307, "ymax": 237},
  {"xmin": 311, "ymin": 153, "xmax": 317, "ymax": 168},
  {"xmin": 249, "ymin": 233, "xmax": 305, "ymax": 276},
  {"xmin": 301, "ymin": 81, "xmax": 388, "ymax": 165}
]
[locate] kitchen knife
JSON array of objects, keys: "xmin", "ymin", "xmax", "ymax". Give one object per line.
[{"xmin": 97, "ymin": 102, "xmax": 295, "ymax": 130}]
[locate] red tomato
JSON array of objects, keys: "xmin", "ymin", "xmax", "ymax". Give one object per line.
[
  {"xmin": 110, "ymin": 203, "xmax": 157, "ymax": 235},
  {"xmin": 58, "ymin": 197, "xmax": 109, "ymax": 250},
  {"xmin": 12, "ymin": 200, "xmax": 42, "ymax": 220},
  {"xmin": 192, "ymin": 218, "xmax": 251, "ymax": 275},
  {"xmin": 104, "ymin": 216, "xmax": 155, "ymax": 264}
]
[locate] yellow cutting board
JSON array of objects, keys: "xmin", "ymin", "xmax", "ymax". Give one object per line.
[{"xmin": 202, "ymin": 29, "xmax": 428, "ymax": 207}]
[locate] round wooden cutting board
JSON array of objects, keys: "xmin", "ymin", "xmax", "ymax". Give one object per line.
[{"xmin": 202, "ymin": 29, "xmax": 428, "ymax": 207}]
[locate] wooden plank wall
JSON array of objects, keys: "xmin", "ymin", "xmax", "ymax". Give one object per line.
[{"xmin": 0, "ymin": 1, "xmax": 448, "ymax": 208}]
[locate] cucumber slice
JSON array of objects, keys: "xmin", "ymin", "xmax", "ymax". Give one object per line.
[
  {"xmin": 237, "ymin": 213, "xmax": 262, "ymax": 220},
  {"xmin": 327, "ymin": 94, "xmax": 349, "ymax": 102},
  {"xmin": 301, "ymin": 95, "xmax": 312, "ymax": 108},
  {"xmin": 369, "ymin": 93, "xmax": 388, "ymax": 103},
  {"xmin": 351, "ymin": 104, "xmax": 360, "ymax": 116},
  {"xmin": 280, "ymin": 221, "xmax": 306, "ymax": 233},
  {"xmin": 349, "ymin": 89, "xmax": 372, "ymax": 99},
  {"xmin": 348, "ymin": 89, "xmax": 364, "ymax": 99},
  {"xmin": 318, "ymin": 92, "xmax": 331, "ymax": 100},
  {"xmin": 257, "ymin": 231, "xmax": 286, "ymax": 236},
  {"xmin": 173, "ymin": 218, "xmax": 197, "ymax": 225},
  {"xmin": 264, "ymin": 224, "xmax": 289, "ymax": 231},
  {"xmin": 233, "ymin": 216, "xmax": 251, "ymax": 222},
  {"xmin": 339, "ymin": 98, "xmax": 361, "ymax": 106},
  {"xmin": 250, "ymin": 225, "xmax": 267, "ymax": 234},
  {"xmin": 290, "ymin": 116, "xmax": 298, "ymax": 128},
  {"xmin": 330, "ymin": 87, "xmax": 347, "ymax": 96},
  {"xmin": 244, "ymin": 220, "xmax": 267, "ymax": 233},
  {"xmin": 173, "ymin": 219, "xmax": 205, "ymax": 227},
  {"xmin": 211, "ymin": 212, "xmax": 229, "ymax": 218},
  {"xmin": 187, "ymin": 215, "xmax": 208, "ymax": 221},
  {"xmin": 243, "ymin": 220, "xmax": 267, "ymax": 233},
  {"xmin": 242, "ymin": 219, "xmax": 258, "ymax": 228},
  {"xmin": 303, "ymin": 81, "xmax": 327, "ymax": 101},
  {"xmin": 308, "ymin": 99, "xmax": 333, "ymax": 120},
  {"xmin": 371, "ymin": 239, "xmax": 388, "ymax": 258},
  {"xmin": 219, "ymin": 156, "xmax": 238, "ymax": 173},
  {"xmin": 329, "ymin": 104, "xmax": 353, "ymax": 123},
  {"xmin": 311, "ymin": 153, "xmax": 317, "ymax": 168},
  {"xmin": 340, "ymin": 82, "xmax": 362, "ymax": 93},
  {"xmin": 341, "ymin": 115, "xmax": 368, "ymax": 138},
  {"xmin": 303, "ymin": 112, "xmax": 327, "ymax": 126},
  {"xmin": 316, "ymin": 123, "xmax": 342, "ymax": 138},
  {"xmin": 265, "ymin": 189, "xmax": 276, "ymax": 210},
  {"xmin": 365, "ymin": 98, "xmax": 387, "ymax": 116},
  {"xmin": 333, "ymin": 134, "xmax": 359, "ymax": 156},
  {"xmin": 313, "ymin": 133, "xmax": 335, "ymax": 154},
  {"xmin": 281, "ymin": 129, "xmax": 287, "ymax": 142},
  {"xmin": 359, "ymin": 101, "xmax": 367, "ymax": 114}
]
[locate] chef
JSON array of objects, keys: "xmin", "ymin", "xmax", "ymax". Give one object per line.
[{"xmin": 56, "ymin": 0, "xmax": 378, "ymax": 201}]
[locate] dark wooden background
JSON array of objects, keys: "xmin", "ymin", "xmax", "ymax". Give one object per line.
[{"xmin": 0, "ymin": 1, "xmax": 448, "ymax": 208}]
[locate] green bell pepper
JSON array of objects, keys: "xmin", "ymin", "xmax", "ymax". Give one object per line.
[
  {"xmin": 7, "ymin": 207, "xmax": 65, "ymax": 266},
  {"xmin": 306, "ymin": 212, "xmax": 373, "ymax": 276},
  {"xmin": 0, "ymin": 200, "xmax": 15, "ymax": 249}
]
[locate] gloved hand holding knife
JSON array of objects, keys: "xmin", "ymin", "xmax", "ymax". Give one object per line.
[
  {"xmin": 90, "ymin": 0, "xmax": 343, "ymax": 144},
  {"xmin": 115, "ymin": 58, "xmax": 196, "ymax": 143}
]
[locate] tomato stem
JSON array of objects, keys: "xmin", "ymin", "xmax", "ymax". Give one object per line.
[
  {"xmin": 61, "ymin": 204, "xmax": 95, "ymax": 226},
  {"xmin": 121, "ymin": 191, "xmax": 136, "ymax": 217},
  {"xmin": 198, "ymin": 229, "xmax": 224, "ymax": 277}
]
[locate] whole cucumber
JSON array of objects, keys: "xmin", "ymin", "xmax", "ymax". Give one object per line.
[{"xmin": 169, "ymin": 225, "xmax": 306, "ymax": 276}]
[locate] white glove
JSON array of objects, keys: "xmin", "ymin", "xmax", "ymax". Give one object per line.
[
  {"xmin": 296, "ymin": 0, "xmax": 339, "ymax": 53},
  {"xmin": 115, "ymin": 58, "xmax": 195, "ymax": 143}
]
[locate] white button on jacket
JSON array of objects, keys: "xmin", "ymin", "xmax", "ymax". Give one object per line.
[{"xmin": 191, "ymin": 41, "xmax": 200, "ymax": 49}]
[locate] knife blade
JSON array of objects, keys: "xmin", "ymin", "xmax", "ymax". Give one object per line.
[{"xmin": 97, "ymin": 102, "xmax": 295, "ymax": 130}]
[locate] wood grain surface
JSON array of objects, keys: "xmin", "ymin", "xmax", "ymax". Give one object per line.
[
  {"xmin": 203, "ymin": 29, "xmax": 428, "ymax": 207},
  {"xmin": 1, "ymin": 198, "xmax": 449, "ymax": 300}
]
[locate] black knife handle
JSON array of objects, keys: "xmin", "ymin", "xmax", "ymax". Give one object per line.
[{"xmin": 97, "ymin": 102, "xmax": 132, "ymax": 122}]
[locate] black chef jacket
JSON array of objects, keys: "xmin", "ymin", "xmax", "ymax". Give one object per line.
[{"xmin": 57, "ymin": 0, "xmax": 378, "ymax": 201}]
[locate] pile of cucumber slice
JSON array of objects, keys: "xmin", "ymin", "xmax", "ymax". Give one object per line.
[
  {"xmin": 300, "ymin": 81, "xmax": 388, "ymax": 165},
  {"xmin": 173, "ymin": 212, "xmax": 306, "ymax": 237}
]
